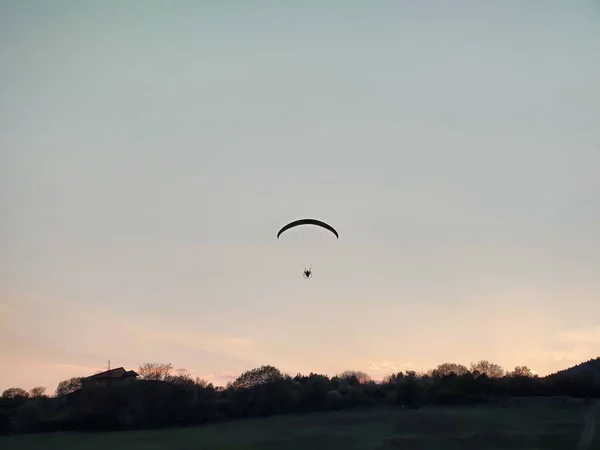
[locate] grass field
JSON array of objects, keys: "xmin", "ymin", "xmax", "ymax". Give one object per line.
[{"xmin": 1, "ymin": 399, "xmax": 597, "ymax": 449}]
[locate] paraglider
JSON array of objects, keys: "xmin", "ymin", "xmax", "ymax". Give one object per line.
[
  {"xmin": 276, "ymin": 218, "xmax": 339, "ymax": 240},
  {"xmin": 277, "ymin": 219, "xmax": 338, "ymax": 279}
]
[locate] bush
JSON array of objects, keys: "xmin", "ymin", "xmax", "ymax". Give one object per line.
[
  {"xmin": 346, "ymin": 385, "xmax": 373, "ymax": 407},
  {"xmin": 0, "ymin": 409, "xmax": 12, "ymax": 435},
  {"xmin": 326, "ymin": 390, "xmax": 343, "ymax": 410},
  {"xmin": 16, "ymin": 401, "xmax": 44, "ymax": 434}
]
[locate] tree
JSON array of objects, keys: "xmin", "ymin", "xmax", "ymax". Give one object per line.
[
  {"xmin": 510, "ymin": 366, "xmax": 534, "ymax": 377},
  {"xmin": 383, "ymin": 372, "xmax": 405, "ymax": 384},
  {"xmin": 164, "ymin": 373, "xmax": 196, "ymax": 387},
  {"xmin": 231, "ymin": 365, "xmax": 284, "ymax": 389},
  {"xmin": 138, "ymin": 362, "xmax": 173, "ymax": 381},
  {"xmin": 302, "ymin": 374, "xmax": 332, "ymax": 409},
  {"xmin": 55, "ymin": 377, "xmax": 83, "ymax": 396},
  {"xmin": 1, "ymin": 387, "xmax": 29, "ymax": 399},
  {"xmin": 338, "ymin": 370, "xmax": 372, "ymax": 385},
  {"xmin": 469, "ymin": 360, "xmax": 504, "ymax": 379},
  {"xmin": 195, "ymin": 377, "xmax": 211, "ymax": 389},
  {"xmin": 29, "ymin": 386, "xmax": 47, "ymax": 398},
  {"xmin": 432, "ymin": 363, "xmax": 469, "ymax": 377},
  {"xmin": 396, "ymin": 371, "xmax": 420, "ymax": 406}
]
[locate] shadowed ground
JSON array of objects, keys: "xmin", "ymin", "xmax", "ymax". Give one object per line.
[{"xmin": 1, "ymin": 400, "xmax": 596, "ymax": 450}]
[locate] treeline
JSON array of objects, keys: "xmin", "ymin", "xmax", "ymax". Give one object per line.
[{"xmin": 1, "ymin": 359, "xmax": 599, "ymax": 435}]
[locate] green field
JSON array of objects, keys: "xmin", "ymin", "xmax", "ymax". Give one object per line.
[{"xmin": 1, "ymin": 400, "xmax": 596, "ymax": 450}]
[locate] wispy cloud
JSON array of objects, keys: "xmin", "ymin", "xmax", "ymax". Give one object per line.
[
  {"xmin": 193, "ymin": 371, "xmax": 239, "ymax": 386},
  {"xmin": 197, "ymin": 373, "xmax": 216, "ymax": 382},
  {"xmin": 558, "ymin": 326, "xmax": 600, "ymax": 344},
  {"xmin": 173, "ymin": 367, "xmax": 194, "ymax": 375},
  {"xmin": 367, "ymin": 360, "xmax": 412, "ymax": 374},
  {"xmin": 219, "ymin": 371, "xmax": 238, "ymax": 381}
]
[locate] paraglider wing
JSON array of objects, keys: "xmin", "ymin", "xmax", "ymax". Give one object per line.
[{"xmin": 276, "ymin": 218, "xmax": 339, "ymax": 239}]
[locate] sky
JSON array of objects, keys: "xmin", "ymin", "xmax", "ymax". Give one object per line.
[{"xmin": 1, "ymin": 0, "xmax": 599, "ymax": 392}]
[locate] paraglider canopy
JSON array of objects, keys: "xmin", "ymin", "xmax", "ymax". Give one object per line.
[
  {"xmin": 276, "ymin": 218, "xmax": 339, "ymax": 240},
  {"xmin": 277, "ymin": 219, "xmax": 338, "ymax": 279}
]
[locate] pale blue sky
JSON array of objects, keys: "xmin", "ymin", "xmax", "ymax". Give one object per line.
[{"xmin": 1, "ymin": 1, "xmax": 599, "ymax": 391}]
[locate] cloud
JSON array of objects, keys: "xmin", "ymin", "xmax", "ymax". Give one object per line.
[
  {"xmin": 558, "ymin": 326, "xmax": 600, "ymax": 344},
  {"xmin": 219, "ymin": 371, "xmax": 238, "ymax": 381},
  {"xmin": 173, "ymin": 367, "xmax": 194, "ymax": 375},
  {"xmin": 196, "ymin": 373, "xmax": 217, "ymax": 382},
  {"xmin": 367, "ymin": 360, "xmax": 412, "ymax": 373},
  {"xmin": 191, "ymin": 371, "xmax": 239, "ymax": 386}
]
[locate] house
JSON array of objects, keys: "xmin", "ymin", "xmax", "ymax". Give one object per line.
[{"xmin": 82, "ymin": 367, "xmax": 139, "ymax": 389}]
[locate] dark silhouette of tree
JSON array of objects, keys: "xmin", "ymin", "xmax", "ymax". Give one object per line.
[
  {"xmin": 194, "ymin": 377, "xmax": 212, "ymax": 389},
  {"xmin": 165, "ymin": 373, "xmax": 195, "ymax": 386},
  {"xmin": 299, "ymin": 374, "xmax": 332, "ymax": 410},
  {"xmin": 338, "ymin": 370, "xmax": 372, "ymax": 384},
  {"xmin": 28, "ymin": 387, "xmax": 47, "ymax": 398},
  {"xmin": 231, "ymin": 365, "xmax": 283, "ymax": 389},
  {"xmin": 55, "ymin": 377, "xmax": 83, "ymax": 396},
  {"xmin": 383, "ymin": 372, "xmax": 405, "ymax": 384},
  {"xmin": 1, "ymin": 388, "xmax": 29, "ymax": 399},
  {"xmin": 395, "ymin": 370, "xmax": 420, "ymax": 406},
  {"xmin": 432, "ymin": 362, "xmax": 469, "ymax": 377},
  {"xmin": 509, "ymin": 366, "xmax": 534, "ymax": 377},
  {"xmin": 138, "ymin": 362, "xmax": 173, "ymax": 381},
  {"xmin": 470, "ymin": 360, "xmax": 505, "ymax": 378}
]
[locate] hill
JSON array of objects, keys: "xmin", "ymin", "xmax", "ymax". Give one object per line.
[{"xmin": 547, "ymin": 358, "xmax": 600, "ymax": 381}]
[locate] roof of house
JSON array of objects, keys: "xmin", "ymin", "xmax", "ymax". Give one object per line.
[{"xmin": 84, "ymin": 367, "xmax": 139, "ymax": 380}]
